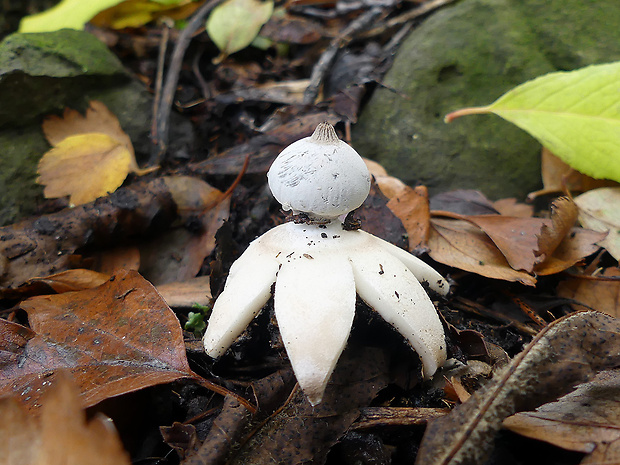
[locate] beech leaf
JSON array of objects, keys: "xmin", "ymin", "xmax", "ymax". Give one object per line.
[
  {"xmin": 206, "ymin": 0, "xmax": 274, "ymax": 57},
  {"xmin": 0, "ymin": 270, "xmax": 199, "ymax": 411},
  {"xmin": 416, "ymin": 311, "xmax": 620, "ymax": 465},
  {"xmin": 446, "ymin": 61, "xmax": 620, "ymax": 183}
]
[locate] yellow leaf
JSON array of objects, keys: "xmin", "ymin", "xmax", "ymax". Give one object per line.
[
  {"xmin": 91, "ymin": 0, "xmax": 201, "ymax": 29},
  {"xmin": 37, "ymin": 133, "xmax": 133, "ymax": 206},
  {"xmin": 43, "ymin": 101, "xmax": 133, "ymax": 155}
]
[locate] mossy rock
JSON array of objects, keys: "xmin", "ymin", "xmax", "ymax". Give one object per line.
[
  {"xmin": 0, "ymin": 29, "xmax": 154, "ymax": 226},
  {"xmin": 353, "ymin": 0, "xmax": 620, "ymax": 199}
]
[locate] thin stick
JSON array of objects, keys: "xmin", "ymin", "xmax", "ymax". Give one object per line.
[
  {"xmin": 150, "ymin": 0, "xmax": 225, "ymax": 166},
  {"xmin": 151, "ymin": 23, "xmax": 170, "ymax": 145},
  {"xmin": 303, "ymin": 6, "xmax": 386, "ymax": 105},
  {"xmin": 363, "ymin": 0, "xmax": 458, "ymax": 39}
]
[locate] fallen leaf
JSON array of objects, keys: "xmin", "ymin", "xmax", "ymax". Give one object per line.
[
  {"xmin": 492, "ymin": 198, "xmax": 533, "ymax": 218},
  {"xmin": 0, "ymin": 269, "xmax": 110, "ymax": 300},
  {"xmin": 206, "ymin": 0, "xmax": 274, "ymax": 58},
  {"xmin": 19, "ymin": 0, "xmax": 125, "ymax": 32},
  {"xmin": 416, "ymin": 311, "xmax": 620, "ymax": 465},
  {"xmin": 575, "ymin": 187, "xmax": 620, "ymax": 260},
  {"xmin": 0, "ymin": 270, "xmax": 199, "ymax": 410},
  {"xmin": 536, "ymin": 197, "xmax": 578, "ymax": 261},
  {"xmin": 139, "ymin": 176, "xmax": 231, "ymax": 285},
  {"xmin": 356, "ymin": 181, "xmax": 408, "ymax": 250},
  {"xmin": 582, "ymin": 437, "xmax": 620, "ymax": 464},
  {"xmin": 557, "ymin": 268, "xmax": 620, "ymax": 317},
  {"xmin": 430, "ymin": 190, "xmax": 499, "ymax": 216},
  {"xmin": 91, "ymin": 0, "xmax": 201, "ymax": 29},
  {"xmin": 534, "ymin": 227, "xmax": 606, "ymax": 276},
  {"xmin": 38, "ymin": 101, "xmax": 150, "ymax": 206},
  {"xmin": 42, "ymin": 101, "xmax": 133, "ymax": 150},
  {"xmin": 428, "ymin": 196, "xmax": 602, "ymax": 280},
  {"xmin": 504, "ymin": 369, "xmax": 620, "ymax": 454},
  {"xmin": 527, "ymin": 148, "xmax": 618, "ymax": 200},
  {"xmin": 0, "ymin": 372, "xmax": 131, "ymax": 465},
  {"xmin": 37, "ymin": 133, "xmax": 133, "ymax": 206},
  {"xmin": 428, "ymin": 218, "xmax": 537, "ymax": 286},
  {"xmin": 364, "ymin": 158, "xmax": 409, "ymax": 199},
  {"xmin": 451, "ymin": 215, "xmax": 546, "ymax": 272},
  {"xmin": 446, "ymin": 61, "xmax": 620, "ymax": 183},
  {"xmin": 386, "ymin": 185, "xmax": 431, "ymax": 252},
  {"xmin": 156, "ymin": 276, "xmax": 212, "ymax": 308},
  {"xmin": 92, "ymin": 246, "xmax": 141, "ymax": 274}
]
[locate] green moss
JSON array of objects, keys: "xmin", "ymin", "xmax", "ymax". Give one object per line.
[
  {"xmin": 0, "ymin": 29, "xmax": 125, "ymax": 77},
  {"xmin": 0, "ymin": 126, "xmax": 48, "ymax": 225}
]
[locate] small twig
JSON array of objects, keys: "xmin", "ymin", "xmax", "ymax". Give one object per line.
[
  {"xmin": 151, "ymin": 23, "xmax": 170, "ymax": 144},
  {"xmin": 303, "ymin": 6, "xmax": 387, "ymax": 105},
  {"xmin": 193, "ymin": 376, "xmax": 257, "ymax": 414},
  {"xmin": 362, "ymin": 0, "xmax": 458, "ymax": 38},
  {"xmin": 150, "ymin": 0, "xmax": 225, "ymax": 166}
]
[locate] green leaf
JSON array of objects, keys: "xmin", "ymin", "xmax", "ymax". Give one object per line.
[
  {"xmin": 206, "ymin": 0, "xmax": 274, "ymax": 56},
  {"xmin": 19, "ymin": 0, "xmax": 125, "ymax": 32},
  {"xmin": 445, "ymin": 62, "xmax": 620, "ymax": 183}
]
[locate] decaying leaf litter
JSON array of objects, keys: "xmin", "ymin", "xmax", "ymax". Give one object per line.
[{"xmin": 2, "ymin": 1, "xmax": 620, "ymax": 464}]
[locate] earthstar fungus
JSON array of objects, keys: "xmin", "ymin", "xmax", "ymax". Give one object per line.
[{"xmin": 203, "ymin": 123, "xmax": 449, "ymax": 405}]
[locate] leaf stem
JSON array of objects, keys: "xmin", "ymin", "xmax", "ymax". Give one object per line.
[{"xmin": 444, "ymin": 106, "xmax": 492, "ymax": 123}]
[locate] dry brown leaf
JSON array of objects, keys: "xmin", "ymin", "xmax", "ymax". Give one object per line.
[
  {"xmin": 557, "ymin": 268, "xmax": 620, "ymax": 317},
  {"xmin": 582, "ymin": 437, "xmax": 620, "ymax": 464},
  {"xmin": 387, "ymin": 185, "xmax": 430, "ymax": 252},
  {"xmin": 0, "ymin": 269, "xmax": 110, "ymax": 300},
  {"xmin": 528, "ymin": 147, "xmax": 618, "ymax": 200},
  {"xmin": 0, "ymin": 372, "xmax": 131, "ymax": 465},
  {"xmin": 139, "ymin": 176, "xmax": 231, "ymax": 285},
  {"xmin": 453, "ymin": 215, "xmax": 546, "ymax": 272},
  {"xmin": 37, "ymin": 101, "xmax": 153, "ymax": 206},
  {"xmin": 492, "ymin": 198, "xmax": 534, "ymax": 218},
  {"xmin": 0, "ymin": 270, "xmax": 199, "ymax": 411},
  {"xmin": 156, "ymin": 276, "xmax": 212, "ymax": 308},
  {"xmin": 416, "ymin": 311, "xmax": 620, "ymax": 465},
  {"xmin": 504, "ymin": 369, "xmax": 620, "ymax": 454},
  {"xmin": 535, "ymin": 196, "xmax": 578, "ymax": 261},
  {"xmin": 534, "ymin": 227, "xmax": 606, "ymax": 276},
  {"xmin": 364, "ymin": 158, "xmax": 409, "ymax": 199},
  {"xmin": 93, "ymin": 245, "xmax": 141, "ymax": 274},
  {"xmin": 575, "ymin": 187, "xmax": 620, "ymax": 261},
  {"xmin": 428, "ymin": 218, "xmax": 537, "ymax": 286}
]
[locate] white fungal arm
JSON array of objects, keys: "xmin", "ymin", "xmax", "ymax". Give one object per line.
[
  {"xmin": 275, "ymin": 253, "xmax": 356, "ymax": 405},
  {"xmin": 349, "ymin": 248, "xmax": 447, "ymax": 378},
  {"xmin": 203, "ymin": 238, "xmax": 280, "ymax": 358},
  {"xmin": 364, "ymin": 232, "xmax": 450, "ymax": 296}
]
